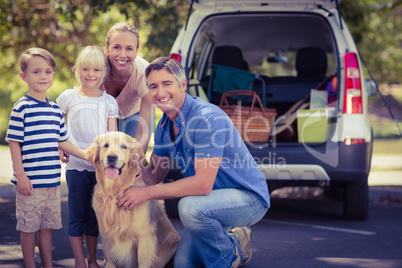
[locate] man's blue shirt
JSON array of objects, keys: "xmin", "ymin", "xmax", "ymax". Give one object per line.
[{"xmin": 153, "ymin": 94, "xmax": 270, "ymax": 208}]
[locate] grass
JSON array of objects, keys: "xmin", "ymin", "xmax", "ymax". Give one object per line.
[
  {"xmin": 0, "ymin": 145, "xmax": 8, "ymax": 150},
  {"xmin": 372, "ymin": 122, "xmax": 402, "ymax": 138},
  {"xmin": 368, "ymin": 92, "xmax": 402, "ymax": 138}
]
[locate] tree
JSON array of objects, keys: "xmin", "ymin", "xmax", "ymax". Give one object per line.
[
  {"xmin": 340, "ymin": 0, "xmax": 402, "ymax": 84},
  {"xmin": 0, "ymin": 0, "xmax": 189, "ymax": 143}
]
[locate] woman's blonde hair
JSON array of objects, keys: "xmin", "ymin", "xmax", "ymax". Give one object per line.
[
  {"xmin": 106, "ymin": 22, "xmax": 140, "ymax": 49},
  {"xmin": 73, "ymin": 45, "xmax": 109, "ymax": 88}
]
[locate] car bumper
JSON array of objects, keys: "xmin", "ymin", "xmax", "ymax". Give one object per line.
[{"xmin": 249, "ymin": 141, "xmax": 373, "ymax": 183}]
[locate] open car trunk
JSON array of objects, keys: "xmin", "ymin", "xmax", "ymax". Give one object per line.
[{"xmin": 186, "ymin": 12, "xmax": 339, "ymax": 145}]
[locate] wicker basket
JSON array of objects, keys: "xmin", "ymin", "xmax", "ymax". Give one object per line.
[{"xmin": 219, "ymin": 90, "xmax": 277, "ymax": 143}]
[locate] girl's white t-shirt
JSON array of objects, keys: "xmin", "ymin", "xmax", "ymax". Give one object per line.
[{"xmin": 56, "ymin": 88, "xmax": 119, "ymax": 172}]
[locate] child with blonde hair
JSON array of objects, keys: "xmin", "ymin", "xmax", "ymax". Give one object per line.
[
  {"xmin": 57, "ymin": 45, "xmax": 118, "ymax": 268},
  {"xmin": 6, "ymin": 47, "xmax": 86, "ymax": 268}
]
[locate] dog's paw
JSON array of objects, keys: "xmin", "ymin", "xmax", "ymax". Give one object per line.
[
  {"xmin": 104, "ymin": 262, "xmax": 117, "ymax": 268},
  {"xmin": 139, "ymin": 256, "xmax": 161, "ymax": 268}
]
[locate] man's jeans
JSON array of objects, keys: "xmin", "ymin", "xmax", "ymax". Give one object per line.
[{"xmin": 174, "ymin": 188, "xmax": 269, "ymax": 268}]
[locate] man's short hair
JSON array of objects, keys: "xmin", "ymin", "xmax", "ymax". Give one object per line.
[{"xmin": 145, "ymin": 57, "xmax": 186, "ymax": 85}]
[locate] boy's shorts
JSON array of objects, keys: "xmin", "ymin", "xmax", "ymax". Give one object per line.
[{"xmin": 15, "ymin": 186, "xmax": 62, "ymax": 232}]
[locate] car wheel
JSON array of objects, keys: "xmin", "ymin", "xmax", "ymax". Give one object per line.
[
  {"xmin": 165, "ymin": 198, "xmax": 180, "ymax": 219},
  {"xmin": 343, "ymin": 180, "xmax": 369, "ymax": 220}
]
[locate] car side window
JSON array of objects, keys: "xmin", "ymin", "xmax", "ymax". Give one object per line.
[{"xmin": 189, "ymin": 33, "xmax": 212, "ymax": 81}]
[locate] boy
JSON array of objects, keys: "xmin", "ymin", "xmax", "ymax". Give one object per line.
[{"xmin": 6, "ymin": 47, "xmax": 85, "ymax": 268}]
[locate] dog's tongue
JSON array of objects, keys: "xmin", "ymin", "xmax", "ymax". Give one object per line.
[{"xmin": 105, "ymin": 167, "xmax": 119, "ymax": 180}]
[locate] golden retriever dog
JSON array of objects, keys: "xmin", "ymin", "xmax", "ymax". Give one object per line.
[{"xmin": 86, "ymin": 131, "xmax": 180, "ymax": 268}]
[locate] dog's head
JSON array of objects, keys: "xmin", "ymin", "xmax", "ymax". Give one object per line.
[{"xmin": 86, "ymin": 131, "xmax": 146, "ymax": 188}]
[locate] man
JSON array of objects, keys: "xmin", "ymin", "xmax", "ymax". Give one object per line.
[{"xmin": 117, "ymin": 57, "xmax": 270, "ymax": 267}]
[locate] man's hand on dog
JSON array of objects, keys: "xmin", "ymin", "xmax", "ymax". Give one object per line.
[{"xmin": 117, "ymin": 186, "xmax": 149, "ymax": 210}]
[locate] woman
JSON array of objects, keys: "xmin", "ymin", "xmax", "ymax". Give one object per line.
[{"xmin": 103, "ymin": 22, "xmax": 154, "ymax": 153}]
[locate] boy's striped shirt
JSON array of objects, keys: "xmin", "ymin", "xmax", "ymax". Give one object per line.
[{"xmin": 6, "ymin": 95, "xmax": 68, "ymax": 188}]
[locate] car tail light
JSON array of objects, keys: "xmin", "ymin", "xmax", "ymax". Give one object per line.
[
  {"xmin": 343, "ymin": 52, "xmax": 362, "ymax": 114},
  {"xmin": 344, "ymin": 138, "xmax": 365, "ymax": 145},
  {"xmin": 170, "ymin": 53, "xmax": 182, "ymax": 64}
]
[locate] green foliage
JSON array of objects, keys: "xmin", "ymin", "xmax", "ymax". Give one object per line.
[
  {"xmin": 340, "ymin": 0, "xmax": 402, "ymax": 84},
  {"xmin": 0, "ymin": 0, "xmax": 188, "ymax": 144},
  {"xmin": 372, "ymin": 121, "xmax": 402, "ymax": 138}
]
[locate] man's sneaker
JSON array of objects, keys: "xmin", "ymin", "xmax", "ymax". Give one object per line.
[{"xmin": 230, "ymin": 227, "xmax": 252, "ymax": 267}]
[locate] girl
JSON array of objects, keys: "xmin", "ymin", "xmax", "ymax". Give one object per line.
[
  {"xmin": 57, "ymin": 46, "xmax": 118, "ymax": 268},
  {"xmin": 102, "ymin": 22, "xmax": 154, "ymax": 153}
]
